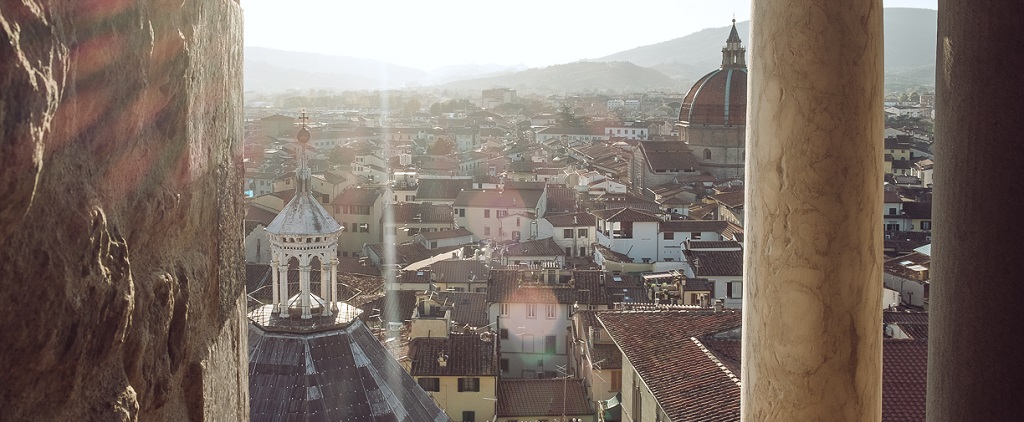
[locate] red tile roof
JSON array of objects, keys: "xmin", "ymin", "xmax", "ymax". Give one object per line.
[
  {"xmin": 687, "ymin": 250, "xmax": 744, "ymax": 277},
  {"xmin": 598, "ymin": 310, "xmax": 743, "ymax": 422},
  {"xmin": 409, "ymin": 333, "xmax": 497, "ymax": 377},
  {"xmin": 495, "ymin": 379, "xmax": 593, "ymax": 417},
  {"xmin": 882, "ymin": 339, "xmax": 928, "ymax": 421}
]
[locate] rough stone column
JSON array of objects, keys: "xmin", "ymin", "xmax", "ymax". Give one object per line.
[
  {"xmin": 0, "ymin": 1, "xmax": 246, "ymax": 420},
  {"xmin": 928, "ymin": 2, "xmax": 1024, "ymax": 420},
  {"xmin": 742, "ymin": 1, "xmax": 884, "ymax": 420}
]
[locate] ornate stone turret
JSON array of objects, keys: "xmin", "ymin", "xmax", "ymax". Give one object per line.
[
  {"xmin": 722, "ymin": 19, "xmax": 746, "ymax": 68},
  {"xmin": 264, "ymin": 112, "xmax": 344, "ymax": 319}
]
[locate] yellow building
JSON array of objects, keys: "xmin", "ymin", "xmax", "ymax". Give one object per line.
[{"xmin": 408, "ymin": 333, "xmax": 498, "ymax": 422}]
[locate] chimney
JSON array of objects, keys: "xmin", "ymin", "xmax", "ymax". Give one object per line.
[{"xmin": 713, "ymin": 299, "xmax": 724, "ymax": 312}]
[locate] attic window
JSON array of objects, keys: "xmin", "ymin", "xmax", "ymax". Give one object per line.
[{"xmin": 612, "ymin": 276, "xmax": 623, "ymax": 283}]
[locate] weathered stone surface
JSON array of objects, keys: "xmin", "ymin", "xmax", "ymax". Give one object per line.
[
  {"xmin": 743, "ymin": 1, "xmax": 884, "ymax": 420},
  {"xmin": 0, "ymin": 1, "xmax": 246, "ymax": 420}
]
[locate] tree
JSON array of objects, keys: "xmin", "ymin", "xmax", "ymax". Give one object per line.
[
  {"xmin": 428, "ymin": 137, "xmax": 455, "ymax": 155},
  {"xmin": 556, "ymin": 103, "xmax": 589, "ymax": 128}
]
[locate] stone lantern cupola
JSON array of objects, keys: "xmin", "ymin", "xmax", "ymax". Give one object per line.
[
  {"xmin": 264, "ymin": 112, "xmax": 344, "ymax": 319},
  {"xmin": 722, "ymin": 19, "xmax": 746, "ymax": 68}
]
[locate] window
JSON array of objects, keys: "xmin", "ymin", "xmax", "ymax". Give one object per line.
[
  {"xmin": 484, "ymin": 227, "xmax": 491, "ymax": 236},
  {"xmin": 727, "ymin": 281, "xmax": 743, "ymax": 299},
  {"xmin": 458, "ymin": 208, "xmax": 465, "ymax": 217},
  {"xmin": 704, "ymin": 148, "xmax": 712, "ymax": 160},
  {"xmin": 546, "ymin": 304, "xmax": 556, "ymax": 319},
  {"xmin": 500, "ymin": 303, "xmax": 510, "ymax": 317},
  {"xmin": 462, "ymin": 411, "xmax": 476, "ymax": 422},
  {"xmin": 611, "ymin": 370, "xmax": 622, "ymax": 391},
  {"xmin": 888, "ymin": 207, "xmax": 897, "ymax": 215},
  {"xmin": 430, "ymin": 241, "xmax": 438, "ymax": 249},
  {"xmin": 577, "ymin": 228, "xmax": 587, "ymax": 237},
  {"xmin": 691, "ymin": 232, "xmax": 702, "ymax": 240},
  {"xmin": 484, "ymin": 209, "xmax": 490, "ymax": 218},
  {"xmin": 522, "ymin": 334, "xmax": 535, "ymax": 352},
  {"xmin": 527, "ymin": 304, "xmax": 537, "ymax": 318},
  {"xmin": 497, "ymin": 210, "xmax": 508, "ymax": 218},
  {"xmin": 516, "ymin": 217, "xmax": 521, "ymax": 227},
  {"xmin": 457, "ymin": 377, "xmax": 480, "ymax": 392},
  {"xmin": 545, "ymin": 336, "xmax": 556, "ymax": 354},
  {"xmin": 500, "ymin": 358, "xmax": 509, "ymax": 373},
  {"xmin": 418, "ymin": 377, "xmax": 440, "ymax": 392},
  {"xmin": 564, "ymin": 229, "xmax": 573, "ymax": 238},
  {"xmin": 921, "ymin": 221, "xmax": 932, "ymax": 230},
  {"xmin": 579, "ymin": 246, "xmax": 586, "ymax": 256},
  {"xmin": 500, "ymin": 328, "xmax": 509, "ymax": 339},
  {"xmin": 664, "ymin": 232, "xmax": 675, "ymax": 240}
]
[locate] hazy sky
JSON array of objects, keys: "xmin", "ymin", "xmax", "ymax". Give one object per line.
[{"xmin": 243, "ymin": 0, "xmax": 938, "ymax": 70}]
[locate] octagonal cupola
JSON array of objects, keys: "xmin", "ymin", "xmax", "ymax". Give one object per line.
[{"xmin": 265, "ymin": 112, "xmax": 344, "ymax": 319}]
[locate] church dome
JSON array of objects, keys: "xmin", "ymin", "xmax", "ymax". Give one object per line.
[
  {"xmin": 678, "ymin": 67, "xmax": 747, "ymax": 126},
  {"xmin": 678, "ymin": 20, "xmax": 747, "ymax": 126}
]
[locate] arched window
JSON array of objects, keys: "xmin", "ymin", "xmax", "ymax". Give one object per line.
[{"xmin": 704, "ymin": 149, "xmax": 712, "ymax": 160}]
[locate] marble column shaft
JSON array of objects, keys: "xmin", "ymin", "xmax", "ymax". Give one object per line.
[
  {"xmin": 270, "ymin": 258, "xmax": 280, "ymax": 312},
  {"xmin": 928, "ymin": 1, "xmax": 1024, "ymax": 420},
  {"xmin": 742, "ymin": 1, "xmax": 884, "ymax": 420},
  {"xmin": 299, "ymin": 264, "xmax": 312, "ymax": 319},
  {"xmin": 278, "ymin": 263, "xmax": 289, "ymax": 317}
]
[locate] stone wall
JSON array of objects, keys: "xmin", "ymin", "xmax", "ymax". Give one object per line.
[{"xmin": 0, "ymin": 1, "xmax": 246, "ymax": 420}]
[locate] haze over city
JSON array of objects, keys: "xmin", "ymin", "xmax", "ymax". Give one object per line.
[{"xmin": 243, "ymin": 0, "xmax": 938, "ymax": 70}]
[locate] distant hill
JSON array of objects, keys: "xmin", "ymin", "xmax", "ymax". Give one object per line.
[
  {"xmin": 595, "ymin": 8, "xmax": 937, "ymax": 88},
  {"xmin": 440, "ymin": 61, "xmax": 683, "ymax": 93},
  {"xmin": 244, "ymin": 47, "xmax": 428, "ymax": 92}
]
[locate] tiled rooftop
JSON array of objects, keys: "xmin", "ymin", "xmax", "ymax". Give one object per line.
[
  {"xmin": 495, "ymin": 379, "xmax": 593, "ymax": 417},
  {"xmin": 409, "ymin": 332, "xmax": 497, "ymax": 377}
]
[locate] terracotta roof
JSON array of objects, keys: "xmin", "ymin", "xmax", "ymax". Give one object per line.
[
  {"xmin": 687, "ymin": 240, "xmax": 742, "ymax": 250},
  {"xmin": 408, "ymin": 333, "xmax": 497, "ymax": 376},
  {"xmin": 365, "ymin": 242, "xmax": 461, "ymax": 267},
  {"xmin": 884, "ymin": 190, "xmax": 904, "ymax": 203},
  {"xmin": 495, "ymin": 379, "xmax": 593, "ymax": 417},
  {"xmin": 427, "ymin": 259, "xmax": 489, "ymax": 285},
  {"xmin": 418, "ymin": 228, "xmax": 473, "ymax": 241},
  {"xmin": 591, "ymin": 343, "xmax": 623, "ymax": 369},
  {"xmin": 545, "ymin": 185, "xmax": 580, "ymax": 214},
  {"xmin": 687, "ymin": 250, "xmax": 744, "ymax": 277},
  {"xmin": 591, "ymin": 207, "xmax": 661, "ymax": 223},
  {"xmin": 594, "ymin": 244, "xmax": 633, "ymax": 263},
  {"xmin": 598, "ymin": 310, "xmax": 743, "ymax": 422},
  {"xmin": 487, "ymin": 269, "xmax": 647, "ymax": 306},
  {"xmin": 544, "ymin": 212, "xmax": 596, "ymax": 227},
  {"xmin": 503, "ymin": 238, "xmax": 566, "ymax": 257},
  {"xmin": 453, "ymin": 189, "xmax": 544, "ymax": 209},
  {"xmin": 331, "ymin": 187, "xmax": 382, "ymax": 206},
  {"xmin": 882, "ymin": 339, "xmax": 928, "ymax": 421},
  {"xmin": 388, "ymin": 203, "xmax": 454, "ymax": 224},
  {"xmin": 638, "ymin": 141, "xmax": 702, "ymax": 172},
  {"xmin": 710, "ymin": 190, "xmax": 745, "ymax": 209},
  {"xmin": 660, "ymin": 220, "xmax": 743, "ymax": 238},
  {"xmin": 411, "ymin": 178, "xmax": 471, "ymax": 200},
  {"xmin": 246, "ymin": 205, "xmax": 280, "ymax": 226},
  {"xmin": 433, "ymin": 292, "xmax": 490, "ymax": 328}
]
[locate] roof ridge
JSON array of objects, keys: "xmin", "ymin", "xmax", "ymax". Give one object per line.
[{"xmin": 691, "ymin": 336, "xmax": 742, "ymax": 387}]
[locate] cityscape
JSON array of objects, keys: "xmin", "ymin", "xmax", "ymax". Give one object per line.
[
  {"xmin": 242, "ymin": 11, "xmax": 934, "ymax": 422},
  {"xmin": 12, "ymin": 1, "xmax": 1017, "ymax": 421}
]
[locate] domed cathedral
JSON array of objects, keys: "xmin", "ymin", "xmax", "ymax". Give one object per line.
[{"xmin": 678, "ymin": 19, "xmax": 747, "ymax": 181}]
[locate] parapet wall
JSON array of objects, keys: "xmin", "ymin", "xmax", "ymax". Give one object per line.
[{"xmin": 0, "ymin": 1, "xmax": 246, "ymax": 420}]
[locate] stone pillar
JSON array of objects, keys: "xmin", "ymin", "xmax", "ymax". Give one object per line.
[
  {"xmin": 299, "ymin": 264, "xmax": 312, "ymax": 319},
  {"xmin": 278, "ymin": 262, "xmax": 290, "ymax": 318},
  {"xmin": 742, "ymin": 1, "xmax": 884, "ymax": 420},
  {"xmin": 321, "ymin": 259, "xmax": 333, "ymax": 317},
  {"xmin": 330, "ymin": 258, "xmax": 340, "ymax": 308},
  {"xmin": 270, "ymin": 258, "xmax": 280, "ymax": 313},
  {"xmin": 928, "ymin": 2, "xmax": 1024, "ymax": 420},
  {"xmin": 319, "ymin": 258, "xmax": 328, "ymax": 303}
]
